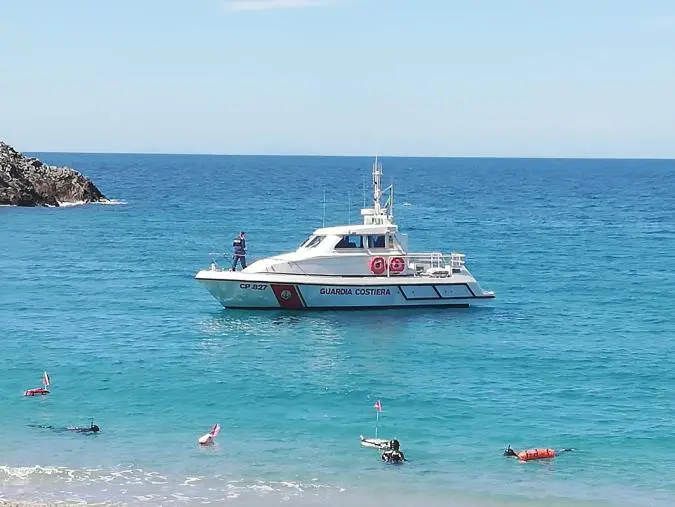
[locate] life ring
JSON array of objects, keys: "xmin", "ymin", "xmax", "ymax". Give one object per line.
[
  {"xmin": 389, "ymin": 257, "xmax": 405, "ymax": 274},
  {"xmin": 369, "ymin": 256, "xmax": 386, "ymax": 275},
  {"xmin": 518, "ymin": 448, "xmax": 556, "ymax": 461}
]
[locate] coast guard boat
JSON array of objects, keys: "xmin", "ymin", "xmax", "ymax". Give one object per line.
[{"xmin": 195, "ymin": 159, "xmax": 494, "ymax": 310}]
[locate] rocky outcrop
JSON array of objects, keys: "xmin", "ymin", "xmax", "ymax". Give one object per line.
[{"xmin": 0, "ymin": 141, "xmax": 107, "ymax": 207}]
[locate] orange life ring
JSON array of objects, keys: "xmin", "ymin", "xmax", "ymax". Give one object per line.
[
  {"xmin": 389, "ymin": 256, "xmax": 405, "ymax": 273},
  {"xmin": 369, "ymin": 256, "xmax": 386, "ymax": 275},
  {"xmin": 517, "ymin": 448, "xmax": 556, "ymax": 461}
]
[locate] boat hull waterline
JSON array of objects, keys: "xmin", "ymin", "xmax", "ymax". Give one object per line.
[{"xmin": 196, "ymin": 273, "xmax": 494, "ymax": 310}]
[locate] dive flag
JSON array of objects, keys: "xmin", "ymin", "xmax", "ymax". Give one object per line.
[
  {"xmin": 210, "ymin": 423, "xmax": 221, "ymax": 438},
  {"xmin": 374, "ymin": 400, "xmax": 382, "ymax": 412}
]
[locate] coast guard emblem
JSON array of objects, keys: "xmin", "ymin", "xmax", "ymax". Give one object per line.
[{"xmin": 271, "ymin": 284, "xmax": 304, "ymax": 309}]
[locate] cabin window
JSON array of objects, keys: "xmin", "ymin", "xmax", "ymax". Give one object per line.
[
  {"xmin": 366, "ymin": 235, "xmax": 386, "ymax": 248},
  {"xmin": 335, "ymin": 235, "xmax": 361, "ymax": 249},
  {"xmin": 302, "ymin": 235, "xmax": 324, "ymax": 249}
]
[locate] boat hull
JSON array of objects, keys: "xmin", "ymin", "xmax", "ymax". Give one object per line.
[{"xmin": 195, "ymin": 272, "xmax": 494, "ymax": 310}]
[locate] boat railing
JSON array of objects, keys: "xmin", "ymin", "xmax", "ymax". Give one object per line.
[
  {"xmin": 206, "ymin": 251, "xmax": 466, "ymax": 277},
  {"xmin": 207, "ymin": 253, "xmax": 227, "ymax": 271},
  {"xmin": 397, "ymin": 252, "xmax": 465, "ymax": 277},
  {"xmin": 207, "ymin": 252, "xmax": 265, "ymax": 271}
]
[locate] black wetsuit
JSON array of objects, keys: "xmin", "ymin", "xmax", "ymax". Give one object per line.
[{"xmin": 382, "ymin": 449, "xmax": 405, "ymax": 463}]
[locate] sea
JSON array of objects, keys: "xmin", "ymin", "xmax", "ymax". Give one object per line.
[{"xmin": 1, "ymin": 154, "xmax": 674, "ymax": 507}]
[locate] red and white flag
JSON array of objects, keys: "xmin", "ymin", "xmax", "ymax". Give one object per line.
[
  {"xmin": 42, "ymin": 371, "xmax": 51, "ymax": 387},
  {"xmin": 374, "ymin": 400, "xmax": 382, "ymax": 412}
]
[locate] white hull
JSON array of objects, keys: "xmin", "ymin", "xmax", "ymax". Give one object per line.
[{"xmin": 195, "ymin": 271, "xmax": 494, "ymax": 310}]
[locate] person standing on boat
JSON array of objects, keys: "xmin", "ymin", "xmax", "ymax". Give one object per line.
[{"xmin": 231, "ymin": 231, "xmax": 247, "ymax": 271}]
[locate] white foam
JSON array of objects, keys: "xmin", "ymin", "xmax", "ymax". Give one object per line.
[
  {"xmin": 99, "ymin": 199, "xmax": 127, "ymax": 205},
  {"xmin": 0, "ymin": 464, "xmax": 348, "ymax": 505},
  {"xmin": 57, "ymin": 200, "xmax": 88, "ymax": 207},
  {"xmin": 249, "ymin": 483, "xmax": 276, "ymax": 492},
  {"xmin": 56, "ymin": 198, "xmax": 127, "ymax": 207},
  {"xmin": 133, "ymin": 494, "xmax": 155, "ymax": 502},
  {"xmin": 182, "ymin": 476, "xmax": 203, "ymax": 486},
  {"xmin": 0, "ymin": 199, "xmax": 127, "ymax": 208}
]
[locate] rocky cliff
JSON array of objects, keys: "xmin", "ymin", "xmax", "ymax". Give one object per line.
[{"xmin": 0, "ymin": 141, "xmax": 107, "ymax": 207}]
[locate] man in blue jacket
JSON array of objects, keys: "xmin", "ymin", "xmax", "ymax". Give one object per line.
[{"xmin": 231, "ymin": 231, "xmax": 247, "ymax": 271}]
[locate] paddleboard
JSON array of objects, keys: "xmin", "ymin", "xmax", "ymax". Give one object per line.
[{"xmin": 360, "ymin": 435, "xmax": 390, "ymax": 449}]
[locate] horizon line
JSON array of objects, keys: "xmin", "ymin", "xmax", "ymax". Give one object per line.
[{"xmin": 22, "ymin": 149, "xmax": 675, "ymax": 161}]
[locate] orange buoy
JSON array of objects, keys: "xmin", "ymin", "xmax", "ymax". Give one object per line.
[
  {"xmin": 517, "ymin": 448, "xmax": 556, "ymax": 461},
  {"xmin": 369, "ymin": 256, "xmax": 387, "ymax": 275}
]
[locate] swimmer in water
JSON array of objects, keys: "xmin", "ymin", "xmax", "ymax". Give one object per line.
[
  {"xmin": 30, "ymin": 421, "xmax": 100, "ymax": 434},
  {"xmin": 381, "ymin": 439, "xmax": 405, "ymax": 464}
]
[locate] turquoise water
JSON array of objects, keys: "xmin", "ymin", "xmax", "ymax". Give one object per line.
[{"xmin": 1, "ymin": 154, "xmax": 674, "ymax": 506}]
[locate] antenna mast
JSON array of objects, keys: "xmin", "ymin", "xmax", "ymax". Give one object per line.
[
  {"xmin": 372, "ymin": 156, "xmax": 382, "ymax": 215},
  {"xmin": 389, "ymin": 179, "xmax": 394, "ymax": 220},
  {"xmin": 348, "ymin": 191, "xmax": 351, "ymax": 224},
  {"xmin": 362, "ymin": 175, "xmax": 366, "ymax": 208},
  {"xmin": 322, "ymin": 187, "xmax": 326, "ymax": 227}
]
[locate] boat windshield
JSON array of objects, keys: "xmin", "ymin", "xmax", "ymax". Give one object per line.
[
  {"xmin": 335, "ymin": 235, "xmax": 363, "ymax": 249},
  {"xmin": 300, "ymin": 235, "xmax": 325, "ymax": 249}
]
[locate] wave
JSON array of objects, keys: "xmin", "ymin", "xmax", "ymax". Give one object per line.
[
  {"xmin": 0, "ymin": 464, "xmax": 346, "ymax": 506},
  {"xmin": 0, "ymin": 199, "xmax": 129, "ymax": 208},
  {"xmin": 56, "ymin": 198, "xmax": 127, "ymax": 207},
  {"xmin": 99, "ymin": 199, "xmax": 127, "ymax": 206},
  {"xmin": 1, "ymin": 463, "xmax": 668, "ymax": 507}
]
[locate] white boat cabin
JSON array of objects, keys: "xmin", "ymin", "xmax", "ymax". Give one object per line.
[
  {"xmin": 212, "ymin": 158, "xmax": 469, "ymax": 278},
  {"xmin": 244, "ymin": 222, "xmax": 411, "ymax": 276},
  {"xmin": 299, "ymin": 223, "xmax": 405, "ymax": 255}
]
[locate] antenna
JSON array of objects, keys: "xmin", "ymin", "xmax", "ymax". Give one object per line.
[
  {"xmin": 322, "ymin": 186, "xmax": 326, "ymax": 227},
  {"xmin": 372, "ymin": 156, "xmax": 382, "ymax": 215},
  {"xmin": 362, "ymin": 175, "xmax": 366, "ymax": 208},
  {"xmin": 348, "ymin": 191, "xmax": 352, "ymax": 224},
  {"xmin": 390, "ymin": 176, "xmax": 394, "ymax": 220}
]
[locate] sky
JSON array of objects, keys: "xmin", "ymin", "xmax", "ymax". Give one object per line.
[{"xmin": 1, "ymin": 0, "xmax": 674, "ymax": 157}]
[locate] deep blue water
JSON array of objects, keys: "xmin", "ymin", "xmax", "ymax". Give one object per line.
[{"xmin": 1, "ymin": 154, "xmax": 674, "ymax": 506}]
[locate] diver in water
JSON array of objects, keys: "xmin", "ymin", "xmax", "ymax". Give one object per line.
[
  {"xmin": 503, "ymin": 445, "xmax": 572, "ymax": 460},
  {"xmin": 30, "ymin": 421, "xmax": 100, "ymax": 434},
  {"xmin": 381, "ymin": 439, "xmax": 405, "ymax": 464}
]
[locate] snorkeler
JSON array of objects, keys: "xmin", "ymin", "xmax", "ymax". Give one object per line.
[
  {"xmin": 381, "ymin": 439, "xmax": 405, "ymax": 464},
  {"xmin": 69, "ymin": 422, "xmax": 100, "ymax": 433},
  {"xmin": 503, "ymin": 445, "xmax": 572, "ymax": 461},
  {"xmin": 30, "ymin": 421, "xmax": 100, "ymax": 434}
]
